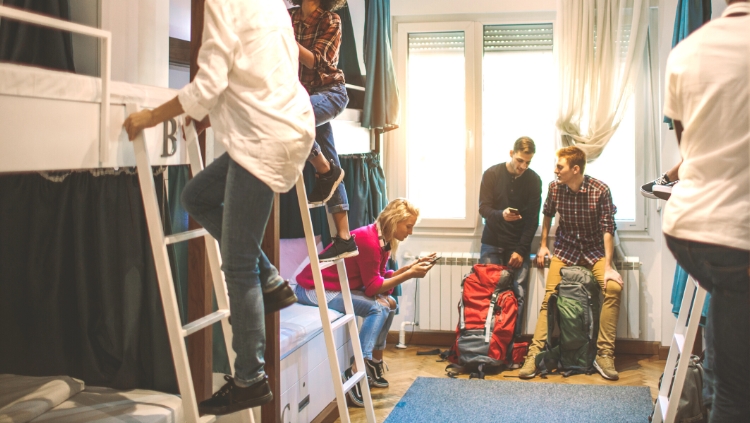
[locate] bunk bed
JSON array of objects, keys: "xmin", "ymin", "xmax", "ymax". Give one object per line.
[
  {"xmin": 0, "ymin": 4, "xmax": 375, "ymax": 422},
  {"xmin": 0, "ymin": 5, "xmax": 189, "ymax": 422}
]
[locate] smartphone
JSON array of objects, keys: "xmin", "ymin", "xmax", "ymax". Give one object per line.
[
  {"xmin": 508, "ymin": 207, "xmax": 520, "ymax": 215},
  {"xmin": 428, "ymin": 255, "xmax": 441, "ymax": 264}
]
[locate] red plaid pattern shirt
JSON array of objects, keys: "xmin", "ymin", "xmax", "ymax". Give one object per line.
[
  {"xmin": 290, "ymin": 7, "xmax": 345, "ymax": 92},
  {"xmin": 543, "ymin": 175, "xmax": 617, "ymax": 266}
]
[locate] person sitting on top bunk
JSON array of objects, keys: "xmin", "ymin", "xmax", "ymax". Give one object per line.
[
  {"xmin": 518, "ymin": 146, "xmax": 625, "ymax": 381},
  {"xmin": 123, "ymin": 0, "xmax": 314, "ymax": 415},
  {"xmin": 290, "ymin": 0, "xmax": 359, "ymax": 262},
  {"xmin": 293, "ymin": 198, "xmax": 436, "ymax": 407}
]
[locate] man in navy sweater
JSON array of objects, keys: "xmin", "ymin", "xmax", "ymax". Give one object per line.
[{"xmin": 478, "ymin": 136, "xmax": 542, "ymax": 339}]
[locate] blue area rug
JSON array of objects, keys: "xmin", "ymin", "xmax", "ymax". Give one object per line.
[{"xmin": 385, "ymin": 377, "xmax": 653, "ymax": 422}]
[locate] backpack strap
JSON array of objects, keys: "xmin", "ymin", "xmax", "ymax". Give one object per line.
[
  {"xmin": 546, "ymin": 292, "xmax": 559, "ymax": 349},
  {"xmin": 484, "ymin": 290, "xmax": 500, "ymax": 343},
  {"xmin": 445, "ymin": 363, "xmax": 464, "ymax": 378},
  {"xmin": 458, "ymin": 273, "xmax": 470, "ymax": 331}
]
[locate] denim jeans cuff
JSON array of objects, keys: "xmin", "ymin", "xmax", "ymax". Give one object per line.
[
  {"xmin": 326, "ymin": 204, "xmax": 349, "ymax": 214},
  {"xmin": 234, "ymin": 372, "xmax": 265, "ymax": 387}
]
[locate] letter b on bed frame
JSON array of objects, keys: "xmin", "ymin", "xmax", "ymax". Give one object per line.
[{"xmin": 162, "ymin": 118, "xmax": 178, "ymax": 157}]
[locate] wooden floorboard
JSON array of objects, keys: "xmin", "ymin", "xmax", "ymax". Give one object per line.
[{"xmin": 336, "ymin": 345, "xmax": 666, "ymax": 422}]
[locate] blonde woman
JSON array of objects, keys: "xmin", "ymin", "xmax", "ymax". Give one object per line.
[{"xmin": 294, "ymin": 198, "xmax": 435, "ymax": 406}]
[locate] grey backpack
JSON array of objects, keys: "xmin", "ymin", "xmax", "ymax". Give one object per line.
[{"xmin": 650, "ymin": 354, "xmax": 709, "ymax": 423}]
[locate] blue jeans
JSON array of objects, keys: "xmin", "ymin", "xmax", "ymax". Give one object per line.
[
  {"xmin": 181, "ymin": 153, "xmax": 283, "ymax": 387},
  {"xmin": 294, "ymin": 284, "xmax": 396, "ymax": 360},
  {"xmin": 479, "ymin": 244, "xmax": 529, "ymax": 338},
  {"xmin": 307, "ymin": 83, "xmax": 349, "ymax": 213},
  {"xmin": 665, "ymin": 235, "xmax": 750, "ymax": 423}
]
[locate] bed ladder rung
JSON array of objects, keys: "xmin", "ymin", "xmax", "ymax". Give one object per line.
[
  {"xmin": 308, "ymin": 202, "xmax": 326, "ymax": 209},
  {"xmin": 165, "ymin": 228, "xmax": 209, "ymax": 245},
  {"xmin": 330, "ymin": 314, "xmax": 355, "ymax": 332},
  {"xmin": 342, "ymin": 370, "xmax": 367, "ymax": 393},
  {"xmin": 198, "ymin": 415, "xmax": 217, "ymax": 423},
  {"xmin": 182, "ymin": 310, "xmax": 230, "ymax": 337},
  {"xmin": 319, "ymin": 259, "xmax": 343, "ymax": 271}
]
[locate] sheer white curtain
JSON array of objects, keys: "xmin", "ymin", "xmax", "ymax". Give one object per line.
[{"xmin": 556, "ymin": 0, "xmax": 649, "ymax": 160}]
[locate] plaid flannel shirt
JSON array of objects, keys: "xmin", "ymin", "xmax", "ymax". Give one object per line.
[
  {"xmin": 290, "ymin": 7, "xmax": 345, "ymax": 92},
  {"xmin": 543, "ymin": 175, "xmax": 617, "ymax": 266}
]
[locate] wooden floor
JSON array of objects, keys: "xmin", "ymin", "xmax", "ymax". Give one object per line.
[{"xmin": 336, "ymin": 345, "xmax": 666, "ymax": 423}]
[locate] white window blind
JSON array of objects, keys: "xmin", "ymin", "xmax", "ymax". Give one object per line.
[
  {"xmin": 483, "ymin": 24, "xmax": 553, "ymax": 52},
  {"xmin": 408, "ymin": 32, "xmax": 465, "ymax": 54}
]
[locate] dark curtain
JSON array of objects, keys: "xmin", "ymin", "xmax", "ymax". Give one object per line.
[
  {"xmin": 664, "ymin": 0, "xmax": 711, "ymax": 129},
  {"xmin": 666, "ymin": 0, "xmax": 712, "ymax": 318},
  {"xmin": 362, "ymin": 0, "xmax": 399, "ymax": 132},
  {"xmin": 280, "ymin": 153, "xmax": 388, "ymax": 240},
  {"xmin": 0, "ymin": 0, "xmax": 75, "ymax": 72},
  {"xmin": 0, "ymin": 172, "xmax": 178, "ymax": 393},
  {"xmin": 337, "ymin": 3, "xmax": 365, "ymax": 109}
]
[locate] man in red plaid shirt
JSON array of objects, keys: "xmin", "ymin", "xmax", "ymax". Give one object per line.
[{"xmin": 519, "ymin": 146, "xmax": 624, "ymax": 381}]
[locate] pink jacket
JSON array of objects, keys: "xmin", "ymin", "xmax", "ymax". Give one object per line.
[{"xmin": 295, "ymin": 224, "xmax": 394, "ymax": 297}]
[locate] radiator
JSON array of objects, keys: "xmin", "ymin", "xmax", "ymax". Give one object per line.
[{"xmin": 416, "ymin": 252, "xmax": 641, "ymax": 339}]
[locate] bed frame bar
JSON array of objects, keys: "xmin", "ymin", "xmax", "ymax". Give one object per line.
[{"xmin": 0, "ymin": 5, "xmax": 111, "ymax": 165}]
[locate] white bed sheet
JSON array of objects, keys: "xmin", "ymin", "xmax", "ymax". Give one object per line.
[
  {"xmin": 29, "ymin": 386, "xmax": 183, "ymax": 423},
  {"xmin": 280, "ymin": 303, "xmax": 343, "ymax": 360}
]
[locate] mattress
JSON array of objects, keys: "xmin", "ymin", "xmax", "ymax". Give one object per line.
[
  {"xmin": 0, "ymin": 63, "xmax": 175, "ymax": 108},
  {"xmin": 29, "ymin": 386, "xmax": 183, "ymax": 423},
  {"xmin": 280, "ymin": 303, "xmax": 343, "ymax": 360}
]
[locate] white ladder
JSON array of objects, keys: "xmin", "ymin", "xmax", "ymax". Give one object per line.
[
  {"xmin": 652, "ymin": 275, "xmax": 707, "ymax": 423},
  {"xmin": 294, "ymin": 177, "xmax": 377, "ymax": 423},
  {"xmin": 129, "ymin": 104, "xmax": 253, "ymax": 423}
]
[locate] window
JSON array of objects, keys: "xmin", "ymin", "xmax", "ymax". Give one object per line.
[
  {"xmin": 395, "ymin": 22, "xmax": 476, "ymax": 228},
  {"xmin": 395, "ymin": 19, "xmax": 650, "ymax": 231},
  {"xmin": 406, "ymin": 31, "xmax": 468, "ymax": 221}
]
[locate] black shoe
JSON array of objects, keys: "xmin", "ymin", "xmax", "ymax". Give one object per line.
[
  {"xmin": 319, "ymin": 236, "xmax": 359, "ymax": 262},
  {"xmin": 640, "ymin": 173, "xmax": 673, "ymax": 199},
  {"xmin": 308, "ymin": 161, "xmax": 345, "ymax": 205},
  {"xmin": 653, "ymin": 180, "xmax": 678, "ymax": 201},
  {"xmin": 343, "ymin": 367, "xmax": 364, "ymax": 408},
  {"xmin": 263, "ymin": 280, "xmax": 297, "ymax": 314},
  {"xmin": 365, "ymin": 359, "xmax": 389, "ymax": 388},
  {"xmin": 198, "ymin": 375, "xmax": 273, "ymax": 416}
]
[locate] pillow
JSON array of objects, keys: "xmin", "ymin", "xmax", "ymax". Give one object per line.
[{"xmin": 0, "ymin": 374, "xmax": 85, "ymax": 423}]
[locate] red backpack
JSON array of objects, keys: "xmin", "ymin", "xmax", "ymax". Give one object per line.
[{"xmin": 443, "ymin": 264, "xmax": 519, "ymax": 378}]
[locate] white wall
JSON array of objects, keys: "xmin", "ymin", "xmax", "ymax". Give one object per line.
[{"xmin": 387, "ymin": 0, "xmax": 730, "ymax": 346}]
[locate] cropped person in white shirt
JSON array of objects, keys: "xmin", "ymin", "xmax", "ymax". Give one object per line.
[
  {"xmin": 123, "ymin": 0, "xmax": 315, "ymax": 415},
  {"xmin": 661, "ymin": 1, "xmax": 750, "ymax": 421}
]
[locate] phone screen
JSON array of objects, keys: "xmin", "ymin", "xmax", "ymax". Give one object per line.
[{"xmin": 508, "ymin": 208, "xmax": 519, "ymax": 214}]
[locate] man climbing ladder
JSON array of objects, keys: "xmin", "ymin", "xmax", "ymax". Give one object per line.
[{"xmin": 124, "ymin": 0, "xmax": 316, "ymax": 415}]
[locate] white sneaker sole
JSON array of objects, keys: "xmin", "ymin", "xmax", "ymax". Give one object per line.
[
  {"xmin": 640, "ymin": 187, "xmax": 659, "ymax": 199},
  {"xmin": 319, "ymin": 249, "xmax": 359, "ymax": 263},
  {"xmin": 593, "ymin": 360, "xmax": 619, "ymax": 380}
]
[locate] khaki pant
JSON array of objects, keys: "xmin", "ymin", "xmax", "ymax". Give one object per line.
[{"xmin": 528, "ymin": 256, "xmax": 622, "ymax": 357}]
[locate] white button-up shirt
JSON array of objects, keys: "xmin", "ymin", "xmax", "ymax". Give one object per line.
[
  {"xmin": 178, "ymin": 0, "xmax": 315, "ymax": 193},
  {"xmin": 662, "ymin": 2, "xmax": 750, "ymax": 250}
]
